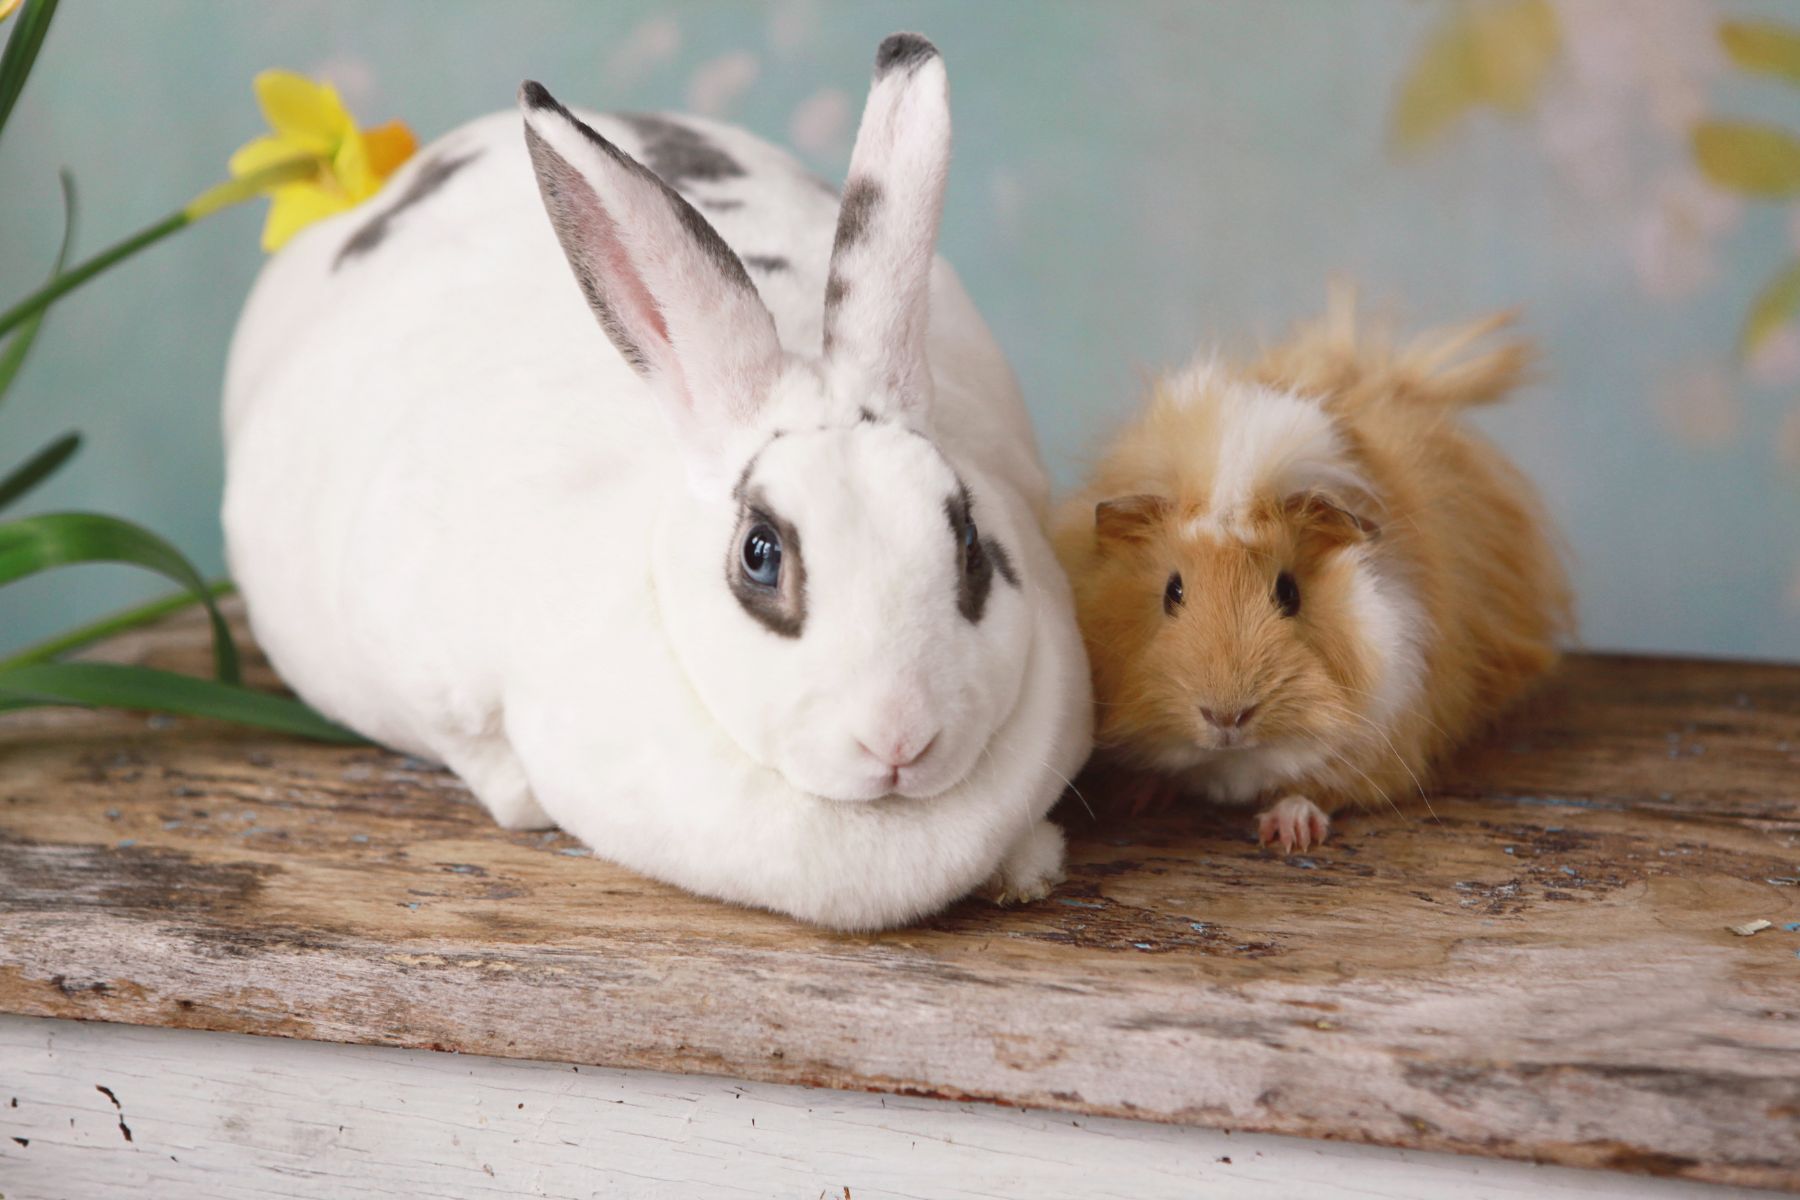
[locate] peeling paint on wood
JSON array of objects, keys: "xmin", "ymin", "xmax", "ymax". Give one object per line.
[
  {"xmin": 1, "ymin": 606, "xmax": 1797, "ymax": 1190},
  {"xmin": 0, "ymin": 1015, "xmax": 1780, "ymax": 1200}
]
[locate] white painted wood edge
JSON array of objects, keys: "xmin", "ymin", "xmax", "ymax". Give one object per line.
[{"xmin": 0, "ymin": 1015, "xmax": 1785, "ymax": 1200}]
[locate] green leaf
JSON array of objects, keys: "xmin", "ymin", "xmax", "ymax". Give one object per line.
[
  {"xmin": 0, "ymin": 578, "xmax": 232, "ymax": 670},
  {"xmin": 1743, "ymin": 262, "xmax": 1800, "ymax": 355},
  {"xmin": 1693, "ymin": 121, "xmax": 1800, "ymax": 197},
  {"xmin": 0, "ymin": 661, "xmax": 366, "ymax": 743},
  {"xmin": 0, "ymin": 0, "xmax": 56, "ymax": 144},
  {"xmin": 1721, "ymin": 20, "xmax": 1800, "ymax": 87},
  {"xmin": 0, "ymin": 512, "xmax": 240, "ymax": 682},
  {"xmin": 0, "ymin": 168, "xmax": 76, "ymax": 408},
  {"xmin": 0, "ymin": 429, "xmax": 78, "ymax": 510}
]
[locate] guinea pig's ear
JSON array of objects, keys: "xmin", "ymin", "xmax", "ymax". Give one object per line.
[
  {"xmin": 822, "ymin": 34, "xmax": 950, "ymax": 417},
  {"xmin": 519, "ymin": 82, "xmax": 782, "ymax": 475},
  {"xmin": 1094, "ymin": 494, "xmax": 1170, "ymax": 549},
  {"xmin": 1284, "ymin": 490, "xmax": 1382, "ymax": 555}
]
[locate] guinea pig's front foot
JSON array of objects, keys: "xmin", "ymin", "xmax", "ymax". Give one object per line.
[
  {"xmin": 979, "ymin": 818, "xmax": 1067, "ymax": 907},
  {"xmin": 1256, "ymin": 795, "xmax": 1331, "ymax": 854}
]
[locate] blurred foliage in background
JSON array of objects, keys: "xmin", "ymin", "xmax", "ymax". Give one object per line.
[{"xmin": 0, "ymin": 0, "xmax": 364, "ymax": 739}]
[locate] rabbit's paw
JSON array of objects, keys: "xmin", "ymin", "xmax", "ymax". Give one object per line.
[
  {"xmin": 447, "ymin": 739, "xmax": 556, "ymax": 832},
  {"xmin": 980, "ymin": 818, "xmax": 1066, "ymax": 906},
  {"xmin": 1256, "ymin": 795, "xmax": 1330, "ymax": 854}
]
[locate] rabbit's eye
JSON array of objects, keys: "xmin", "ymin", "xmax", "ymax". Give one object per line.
[
  {"xmin": 742, "ymin": 523, "xmax": 782, "ymax": 588},
  {"xmin": 1274, "ymin": 570, "xmax": 1300, "ymax": 618},
  {"xmin": 1163, "ymin": 572, "xmax": 1184, "ymax": 615}
]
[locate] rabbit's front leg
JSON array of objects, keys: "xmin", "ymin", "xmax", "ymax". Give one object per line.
[
  {"xmin": 444, "ymin": 737, "xmax": 555, "ymax": 831},
  {"xmin": 980, "ymin": 818, "xmax": 1066, "ymax": 906}
]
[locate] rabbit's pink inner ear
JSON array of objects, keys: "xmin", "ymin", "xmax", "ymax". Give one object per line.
[
  {"xmin": 519, "ymin": 84, "xmax": 781, "ymax": 448},
  {"xmin": 823, "ymin": 34, "xmax": 950, "ymax": 414},
  {"xmin": 590, "ymin": 211, "xmax": 671, "ymax": 352},
  {"xmin": 524, "ymin": 119, "xmax": 677, "ymax": 387}
]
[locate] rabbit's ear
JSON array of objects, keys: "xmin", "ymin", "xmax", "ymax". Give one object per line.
[
  {"xmin": 520, "ymin": 83, "xmax": 781, "ymax": 456},
  {"xmin": 822, "ymin": 34, "xmax": 950, "ymax": 415}
]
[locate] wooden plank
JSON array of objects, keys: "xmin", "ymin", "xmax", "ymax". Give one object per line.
[
  {"xmin": 0, "ymin": 1014, "xmax": 1783, "ymax": 1200},
  {"xmin": 2, "ymin": 606, "xmax": 1798, "ymax": 1190}
]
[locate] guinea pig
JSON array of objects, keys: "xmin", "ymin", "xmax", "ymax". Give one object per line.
[{"xmin": 1053, "ymin": 290, "xmax": 1573, "ymax": 852}]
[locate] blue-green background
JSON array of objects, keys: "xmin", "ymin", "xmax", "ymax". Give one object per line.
[{"xmin": 3, "ymin": 1, "xmax": 1798, "ymax": 659}]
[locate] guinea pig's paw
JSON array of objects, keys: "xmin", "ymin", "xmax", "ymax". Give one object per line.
[
  {"xmin": 1256, "ymin": 795, "xmax": 1331, "ymax": 855},
  {"xmin": 980, "ymin": 819, "xmax": 1067, "ymax": 907}
]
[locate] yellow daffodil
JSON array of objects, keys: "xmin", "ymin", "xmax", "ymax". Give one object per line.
[
  {"xmin": 0, "ymin": 0, "xmax": 23, "ymax": 23},
  {"xmin": 226, "ymin": 70, "xmax": 417, "ymax": 251}
]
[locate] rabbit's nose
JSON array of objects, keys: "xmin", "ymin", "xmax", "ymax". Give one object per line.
[
  {"xmin": 857, "ymin": 731, "xmax": 940, "ymax": 770},
  {"xmin": 1201, "ymin": 704, "xmax": 1259, "ymax": 730}
]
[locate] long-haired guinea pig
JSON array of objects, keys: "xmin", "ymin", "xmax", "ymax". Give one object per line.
[{"xmin": 1053, "ymin": 291, "xmax": 1573, "ymax": 852}]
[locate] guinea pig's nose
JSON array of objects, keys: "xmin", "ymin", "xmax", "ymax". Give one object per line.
[{"xmin": 1201, "ymin": 704, "xmax": 1259, "ymax": 730}]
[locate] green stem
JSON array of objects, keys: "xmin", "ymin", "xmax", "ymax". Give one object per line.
[
  {"xmin": 0, "ymin": 158, "xmax": 315, "ymax": 341},
  {"xmin": 0, "ymin": 577, "xmax": 236, "ymax": 671},
  {"xmin": 0, "ymin": 209, "xmax": 188, "ymax": 340}
]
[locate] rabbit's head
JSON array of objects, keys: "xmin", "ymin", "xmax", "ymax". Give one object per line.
[{"xmin": 520, "ymin": 36, "xmax": 1034, "ymax": 803}]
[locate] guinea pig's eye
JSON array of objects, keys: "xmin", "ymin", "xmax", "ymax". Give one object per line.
[
  {"xmin": 1275, "ymin": 570, "xmax": 1301, "ymax": 618},
  {"xmin": 741, "ymin": 523, "xmax": 782, "ymax": 588},
  {"xmin": 962, "ymin": 518, "xmax": 979, "ymax": 553},
  {"xmin": 1163, "ymin": 571, "xmax": 1185, "ymax": 615}
]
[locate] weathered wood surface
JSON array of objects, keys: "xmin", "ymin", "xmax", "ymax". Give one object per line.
[
  {"xmin": 2, "ymin": 606, "xmax": 1798, "ymax": 1190},
  {"xmin": 3, "ymin": 1014, "xmax": 1781, "ymax": 1200}
]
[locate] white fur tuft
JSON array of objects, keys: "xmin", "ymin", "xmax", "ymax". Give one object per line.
[{"xmin": 1205, "ymin": 384, "xmax": 1367, "ymax": 521}]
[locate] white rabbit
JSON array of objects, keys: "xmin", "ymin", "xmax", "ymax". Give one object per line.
[{"xmin": 221, "ymin": 34, "xmax": 1093, "ymax": 930}]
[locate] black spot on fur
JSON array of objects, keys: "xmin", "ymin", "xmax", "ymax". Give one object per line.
[
  {"xmin": 946, "ymin": 483, "xmax": 1007, "ymax": 623},
  {"xmin": 731, "ymin": 447, "xmax": 765, "ymax": 505},
  {"xmin": 822, "ymin": 273, "xmax": 850, "ymax": 353},
  {"xmin": 985, "ymin": 536, "xmax": 1019, "ymax": 587},
  {"xmin": 875, "ymin": 33, "xmax": 938, "ymax": 77},
  {"xmin": 742, "ymin": 254, "xmax": 789, "ymax": 273},
  {"xmin": 858, "ymin": 407, "xmax": 879, "ymax": 423},
  {"xmin": 619, "ymin": 112, "xmax": 745, "ymax": 188},
  {"xmin": 823, "ymin": 179, "xmax": 880, "ymax": 352},
  {"xmin": 832, "ymin": 178, "xmax": 881, "ymax": 258},
  {"xmin": 335, "ymin": 151, "xmax": 481, "ymax": 268},
  {"xmin": 729, "ymin": 487, "xmax": 806, "ymax": 639},
  {"xmin": 730, "ymin": 431, "xmax": 790, "ymax": 505},
  {"xmin": 522, "ymin": 87, "xmax": 758, "ymax": 371}
]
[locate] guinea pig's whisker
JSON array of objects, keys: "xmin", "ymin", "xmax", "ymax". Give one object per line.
[
  {"xmin": 1354, "ymin": 714, "xmax": 1435, "ymax": 821},
  {"xmin": 970, "ymin": 738, "xmax": 1024, "ymax": 826},
  {"xmin": 1324, "ymin": 687, "xmax": 1452, "ymax": 823},
  {"xmin": 1333, "ymin": 679, "xmax": 1456, "ymax": 744},
  {"xmin": 1317, "ymin": 741, "xmax": 1403, "ymax": 821},
  {"xmin": 1317, "ymin": 700, "xmax": 1435, "ymax": 824},
  {"xmin": 983, "ymin": 718, "xmax": 1092, "ymax": 825},
  {"xmin": 1037, "ymin": 755, "xmax": 1094, "ymax": 821}
]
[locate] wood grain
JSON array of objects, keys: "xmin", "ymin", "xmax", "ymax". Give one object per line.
[
  {"xmin": 2, "ymin": 606, "xmax": 1797, "ymax": 1190},
  {"xmin": 3, "ymin": 1014, "xmax": 1779, "ymax": 1200}
]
